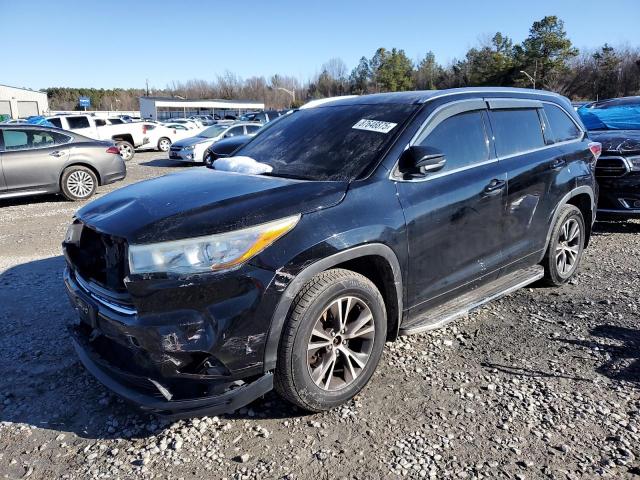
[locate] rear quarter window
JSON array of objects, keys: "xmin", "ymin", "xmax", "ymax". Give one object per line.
[
  {"xmin": 489, "ymin": 109, "xmax": 545, "ymax": 157},
  {"xmin": 543, "ymin": 104, "xmax": 582, "ymax": 143}
]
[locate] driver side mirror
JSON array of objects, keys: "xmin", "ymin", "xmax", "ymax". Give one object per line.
[{"xmin": 398, "ymin": 146, "xmax": 447, "ymax": 177}]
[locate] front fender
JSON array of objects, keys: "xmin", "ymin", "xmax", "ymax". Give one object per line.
[{"xmin": 262, "ymin": 243, "xmax": 403, "ymax": 370}]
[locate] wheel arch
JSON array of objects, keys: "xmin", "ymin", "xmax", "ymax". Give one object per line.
[
  {"xmin": 59, "ymin": 162, "xmax": 102, "ymax": 188},
  {"xmin": 542, "ymin": 186, "xmax": 595, "ymax": 259},
  {"xmin": 263, "ymin": 243, "xmax": 403, "ymax": 371}
]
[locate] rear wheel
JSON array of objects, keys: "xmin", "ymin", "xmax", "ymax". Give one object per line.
[
  {"xmin": 542, "ymin": 204, "xmax": 585, "ymax": 286},
  {"xmin": 274, "ymin": 269, "xmax": 387, "ymax": 412},
  {"xmin": 60, "ymin": 166, "xmax": 97, "ymax": 201},
  {"xmin": 115, "ymin": 141, "xmax": 135, "ymax": 161},
  {"xmin": 157, "ymin": 137, "xmax": 171, "ymax": 152}
]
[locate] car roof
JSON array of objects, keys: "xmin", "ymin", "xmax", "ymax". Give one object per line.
[{"xmin": 319, "ymin": 87, "xmax": 565, "ymax": 107}]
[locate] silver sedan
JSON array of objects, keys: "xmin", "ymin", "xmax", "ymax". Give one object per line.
[{"xmin": 0, "ymin": 125, "xmax": 126, "ymax": 201}]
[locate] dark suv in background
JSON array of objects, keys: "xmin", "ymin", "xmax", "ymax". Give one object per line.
[
  {"xmin": 63, "ymin": 88, "xmax": 598, "ymax": 418},
  {"xmin": 578, "ymin": 96, "xmax": 640, "ymax": 218}
]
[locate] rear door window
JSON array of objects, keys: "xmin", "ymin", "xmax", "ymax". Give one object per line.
[
  {"xmin": 245, "ymin": 125, "xmax": 260, "ymax": 134},
  {"xmin": 67, "ymin": 116, "xmax": 90, "ymax": 129},
  {"xmin": 543, "ymin": 104, "xmax": 582, "ymax": 143},
  {"xmin": 417, "ymin": 110, "xmax": 490, "ymax": 172},
  {"xmin": 489, "ymin": 109, "xmax": 545, "ymax": 157}
]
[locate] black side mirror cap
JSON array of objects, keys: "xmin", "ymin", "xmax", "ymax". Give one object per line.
[{"xmin": 399, "ymin": 146, "xmax": 447, "ymax": 175}]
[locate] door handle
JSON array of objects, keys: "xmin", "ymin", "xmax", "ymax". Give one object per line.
[
  {"xmin": 49, "ymin": 150, "xmax": 65, "ymax": 157},
  {"xmin": 549, "ymin": 158, "xmax": 566, "ymax": 169},
  {"xmin": 483, "ymin": 178, "xmax": 506, "ymax": 194}
]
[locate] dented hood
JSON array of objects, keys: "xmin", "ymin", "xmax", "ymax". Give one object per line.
[
  {"xmin": 76, "ymin": 169, "xmax": 347, "ymax": 243},
  {"xmin": 588, "ymin": 130, "xmax": 640, "ymax": 154}
]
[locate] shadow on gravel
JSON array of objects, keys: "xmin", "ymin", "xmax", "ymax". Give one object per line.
[
  {"xmin": 0, "ymin": 193, "xmax": 65, "ymax": 208},
  {"xmin": 0, "ymin": 256, "xmax": 303, "ymax": 440},
  {"xmin": 480, "ymin": 362, "xmax": 590, "ymax": 381},
  {"xmin": 592, "ymin": 220, "xmax": 640, "ymax": 235},
  {"xmin": 560, "ymin": 325, "xmax": 640, "ymax": 385},
  {"xmin": 140, "ymin": 158, "xmax": 201, "ymax": 168}
]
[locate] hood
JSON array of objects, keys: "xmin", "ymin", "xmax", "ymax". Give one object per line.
[
  {"xmin": 172, "ymin": 135, "xmax": 212, "ymax": 148},
  {"xmin": 588, "ymin": 130, "xmax": 640, "ymax": 154},
  {"xmin": 76, "ymin": 169, "xmax": 348, "ymax": 243}
]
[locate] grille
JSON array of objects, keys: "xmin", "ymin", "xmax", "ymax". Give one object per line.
[
  {"xmin": 595, "ymin": 156, "xmax": 629, "ymax": 178},
  {"xmin": 65, "ymin": 223, "xmax": 129, "ymax": 293}
]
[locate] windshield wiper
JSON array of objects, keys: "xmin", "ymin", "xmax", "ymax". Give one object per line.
[{"xmin": 262, "ymin": 172, "xmax": 311, "ymax": 181}]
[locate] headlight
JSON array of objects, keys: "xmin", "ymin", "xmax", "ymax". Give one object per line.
[
  {"xmin": 128, "ymin": 215, "xmax": 300, "ymax": 275},
  {"xmin": 183, "ymin": 145, "xmax": 195, "ymax": 151},
  {"xmin": 627, "ymin": 155, "xmax": 640, "ymax": 171}
]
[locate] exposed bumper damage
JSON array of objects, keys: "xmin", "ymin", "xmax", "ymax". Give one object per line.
[{"xmin": 63, "ymin": 261, "xmax": 279, "ymax": 417}]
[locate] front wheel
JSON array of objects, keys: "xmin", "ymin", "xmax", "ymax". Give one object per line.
[
  {"xmin": 541, "ymin": 204, "xmax": 585, "ymax": 286},
  {"xmin": 274, "ymin": 269, "xmax": 387, "ymax": 412},
  {"xmin": 115, "ymin": 141, "xmax": 135, "ymax": 161}
]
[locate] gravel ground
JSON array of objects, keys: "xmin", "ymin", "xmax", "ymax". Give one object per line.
[{"xmin": 1, "ymin": 151, "xmax": 639, "ymax": 479}]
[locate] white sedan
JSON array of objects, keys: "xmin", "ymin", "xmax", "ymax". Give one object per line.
[{"xmin": 168, "ymin": 122, "xmax": 261, "ymax": 163}]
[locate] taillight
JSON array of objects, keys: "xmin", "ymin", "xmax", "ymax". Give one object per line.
[
  {"xmin": 588, "ymin": 142, "xmax": 602, "ymax": 163},
  {"xmin": 142, "ymin": 124, "xmax": 147, "ymax": 134},
  {"xmin": 106, "ymin": 146, "xmax": 119, "ymax": 154}
]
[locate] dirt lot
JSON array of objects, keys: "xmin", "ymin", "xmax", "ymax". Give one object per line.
[{"xmin": 0, "ymin": 151, "xmax": 639, "ymax": 479}]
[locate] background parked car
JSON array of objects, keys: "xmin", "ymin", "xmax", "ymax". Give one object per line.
[
  {"xmin": 138, "ymin": 122, "xmax": 194, "ymax": 152},
  {"xmin": 169, "ymin": 122, "xmax": 260, "ymax": 163},
  {"xmin": 0, "ymin": 125, "xmax": 125, "ymax": 201},
  {"xmin": 203, "ymin": 135, "xmax": 251, "ymax": 167},
  {"xmin": 189, "ymin": 115, "xmax": 216, "ymax": 126},
  {"xmin": 45, "ymin": 114, "xmax": 147, "ymax": 161},
  {"xmin": 577, "ymin": 96, "xmax": 640, "ymax": 219},
  {"xmin": 239, "ymin": 110, "xmax": 282, "ymax": 123}
]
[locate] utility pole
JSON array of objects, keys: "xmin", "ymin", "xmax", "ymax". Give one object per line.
[{"xmin": 146, "ymin": 79, "xmax": 150, "ymax": 97}]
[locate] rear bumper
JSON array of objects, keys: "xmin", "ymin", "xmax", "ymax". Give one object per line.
[
  {"xmin": 102, "ymin": 170, "xmax": 126, "ymax": 185},
  {"xmin": 71, "ymin": 330, "xmax": 273, "ymax": 419}
]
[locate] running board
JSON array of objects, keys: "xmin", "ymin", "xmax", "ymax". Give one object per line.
[{"xmin": 399, "ymin": 265, "xmax": 544, "ymax": 336}]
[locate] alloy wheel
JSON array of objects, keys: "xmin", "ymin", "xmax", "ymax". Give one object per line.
[
  {"xmin": 307, "ymin": 296, "xmax": 375, "ymax": 391},
  {"xmin": 66, "ymin": 170, "xmax": 94, "ymax": 198},
  {"xmin": 118, "ymin": 143, "xmax": 133, "ymax": 160},
  {"xmin": 555, "ymin": 217, "xmax": 581, "ymax": 276}
]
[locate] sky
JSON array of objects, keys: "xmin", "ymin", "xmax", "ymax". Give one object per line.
[{"xmin": 3, "ymin": 0, "xmax": 640, "ymax": 90}]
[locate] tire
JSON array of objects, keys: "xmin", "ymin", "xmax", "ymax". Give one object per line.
[
  {"xmin": 115, "ymin": 141, "xmax": 135, "ymax": 161},
  {"xmin": 204, "ymin": 151, "xmax": 213, "ymax": 167},
  {"xmin": 157, "ymin": 137, "xmax": 171, "ymax": 152},
  {"xmin": 60, "ymin": 166, "xmax": 98, "ymax": 201},
  {"xmin": 541, "ymin": 204, "xmax": 585, "ymax": 286},
  {"xmin": 274, "ymin": 268, "xmax": 387, "ymax": 412}
]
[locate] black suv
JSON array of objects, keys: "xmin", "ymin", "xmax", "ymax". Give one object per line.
[
  {"xmin": 63, "ymin": 88, "xmax": 598, "ymax": 418},
  {"xmin": 577, "ymin": 96, "xmax": 640, "ymax": 218}
]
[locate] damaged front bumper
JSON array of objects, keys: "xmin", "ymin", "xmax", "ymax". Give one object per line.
[
  {"xmin": 71, "ymin": 329, "xmax": 273, "ymax": 418},
  {"xmin": 63, "ymin": 264, "xmax": 280, "ymax": 418}
]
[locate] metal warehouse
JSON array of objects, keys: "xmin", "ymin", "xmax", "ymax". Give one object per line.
[
  {"xmin": 0, "ymin": 84, "xmax": 49, "ymax": 119},
  {"xmin": 139, "ymin": 97, "xmax": 264, "ymax": 121}
]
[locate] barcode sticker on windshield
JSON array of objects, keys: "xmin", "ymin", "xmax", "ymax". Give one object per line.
[{"xmin": 352, "ymin": 119, "xmax": 398, "ymax": 133}]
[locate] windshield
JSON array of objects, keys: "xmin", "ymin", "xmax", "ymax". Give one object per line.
[
  {"xmin": 578, "ymin": 102, "xmax": 640, "ymax": 131},
  {"xmin": 234, "ymin": 104, "xmax": 417, "ymax": 181},
  {"xmin": 198, "ymin": 125, "xmax": 229, "ymax": 138}
]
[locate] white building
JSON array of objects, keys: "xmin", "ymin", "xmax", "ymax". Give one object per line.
[
  {"xmin": 0, "ymin": 84, "xmax": 49, "ymax": 119},
  {"xmin": 139, "ymin": 97, "xmax": 264, "ymax": 121}
]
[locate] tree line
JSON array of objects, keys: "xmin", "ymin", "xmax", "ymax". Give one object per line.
[{"xmin": 46, "ymin": 16, "xmax": 640, "ymax": 112}]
